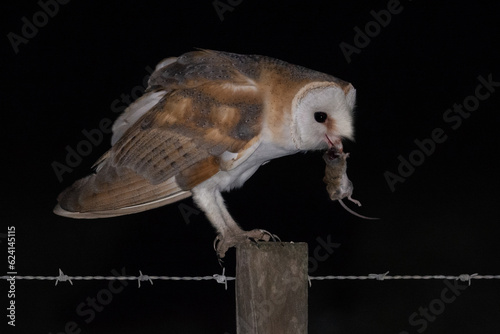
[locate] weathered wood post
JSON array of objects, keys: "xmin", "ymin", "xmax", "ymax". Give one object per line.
[{"xmin": 235, "ymin": 242, "xmax": 308, "ymax": 334}]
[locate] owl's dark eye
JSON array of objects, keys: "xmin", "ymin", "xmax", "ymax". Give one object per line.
[{"xmin": 314, "ymin": 112, "xmax": 327, "ymax": 123}]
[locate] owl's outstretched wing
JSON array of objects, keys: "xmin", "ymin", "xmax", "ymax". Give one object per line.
[{"xmin": 54, "ymin": 50, "xmax": 264, "ymax": 218}]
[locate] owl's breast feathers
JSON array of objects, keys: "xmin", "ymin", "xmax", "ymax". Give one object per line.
[{"xmin": 55, "ymin": 50, "xmax": 350, "ymax": 218}]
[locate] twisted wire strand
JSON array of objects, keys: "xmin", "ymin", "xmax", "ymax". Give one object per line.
[
  {"xmin": 308, "ymin": 272, "xmax": 500, "ymax": 286},
  {"xmin": 3, "ymin": 270, "xmax": 499, "ymax": 288},
  {"xmin": 1, "ymin": 268, "xmax": 235, "ymax": 289}
]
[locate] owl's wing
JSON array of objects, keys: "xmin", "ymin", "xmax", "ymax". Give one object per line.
[{"xmin": 54, "ymin": 50, "xmax": 264, "ymax": 218}]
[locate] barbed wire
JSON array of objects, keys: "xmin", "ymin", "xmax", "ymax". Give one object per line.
[
  {"xmin": 308, "ymin": 272, "xmax": 500, "ymax": 286},
  {"xmin": 2, "ymin": 269, "xmax": 500, "ymax": 288},
  {"xmin": 1, "ymin": 268, "xmax": 235, "ymax": 290}
]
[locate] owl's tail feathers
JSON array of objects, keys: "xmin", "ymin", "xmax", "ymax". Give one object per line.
[{"xmin": 54, "ymin": 167, "xmax": 191, "ymax": 219}]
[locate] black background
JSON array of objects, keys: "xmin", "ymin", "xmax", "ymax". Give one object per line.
[{"xmin": 2, "ymin": 0, "xmax": 499, "ymax": 333}]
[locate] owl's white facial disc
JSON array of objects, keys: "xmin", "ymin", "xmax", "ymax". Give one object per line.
[{"xmin": 291, "ymin": 82, "xmax": 355, "ymax": 151}]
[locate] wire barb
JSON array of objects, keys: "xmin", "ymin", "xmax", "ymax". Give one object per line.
[
  {"xmin": 137, "ymin": 270, "xmax": 153, "ymax": 288},
  {"xmin": 369, "ymin": 271, "xmax": 390, "ymax": 281},
  {"xmin": 213, "ymin": 268, "xmax": 231, "ymax": 290},
  {"xmin": 55, "ymin": 268, "xmax": 73, "ymax": 286},
  {"xmin": 457, "ymin": 273, "xmax": 478, "ymax": 286}
]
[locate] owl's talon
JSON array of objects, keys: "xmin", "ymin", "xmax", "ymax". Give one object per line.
[
  {"xmin": 213, "ymin": 234, "xmax": 222, "ymax": 252},
  {"xmin": 214, "ymin": 229, "xmax": 280, "ymax": 258},
  {"xmin": 250, "ymin": 229, "xmax": 281, "ymax": 243}
]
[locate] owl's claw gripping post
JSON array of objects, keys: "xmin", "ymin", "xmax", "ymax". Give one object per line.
[
  {"xmin": 213, "ymin": 229, "xmax": 280, "ymax": 258},
  {"xmin": 249, "ymin": 229, "xmax": 280, "ymax": 243}
]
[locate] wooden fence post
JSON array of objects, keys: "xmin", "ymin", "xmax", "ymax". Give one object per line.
[{"xmin": 235, "ymin": 242, "xmax": 308, "ymax": 334}]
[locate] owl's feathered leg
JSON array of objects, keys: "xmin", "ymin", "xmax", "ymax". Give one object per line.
[
  {"xmin": 192, "ymin": 187, "xmax": 273, "ymax": 258},
  {"xmin": 192, "ymin": 187, "xmax": 243, "ymax": 236}
]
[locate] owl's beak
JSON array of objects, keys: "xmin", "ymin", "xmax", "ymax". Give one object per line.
[{"xmin": 325, "ymin": 135, "xmax": 343, "ymax": 153}]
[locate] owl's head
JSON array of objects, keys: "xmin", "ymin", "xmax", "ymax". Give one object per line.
[{"xmin": 291, "ymin": 81, "xmax": 355, "ymax": 151}]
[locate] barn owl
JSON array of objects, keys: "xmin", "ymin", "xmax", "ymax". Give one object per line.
[{"xmin": 54, "ymin": 50, "xmax": 356, "ymax": 257}]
